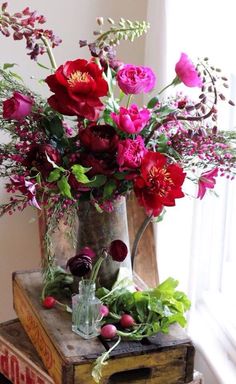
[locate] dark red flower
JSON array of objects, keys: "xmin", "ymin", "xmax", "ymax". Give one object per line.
[
  {"xmin": 109, "ymin": 240, "xmax": 128, "ymax": 262},
  {"xmin": 80, "ymin": 153, "xmax": 115, "ymax": 176},
  {"xmin": 24, "ymin": 143, "xmax": 61, "ymax": 177},
  {"xmin": 133, "ymin": 151, "xmax": 186, "ymax": 216},
  {"xmin": 79, "ymin": 125, "xmax": 118, "ymax": 153},
  {"xmin": 45, "ymin": 58, "xmax": 108, "ymax": 120},
  {"xmin": 66, "ymin": 254, "xmax": 92, "ymax": 277}
]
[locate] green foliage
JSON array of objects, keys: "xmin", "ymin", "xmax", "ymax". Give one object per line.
[
  {"xmin": 71, "ymin": 164, "xmax": 92, "ymax": 184},
  {"xmin": 98, "ymin": 277, "xmax": 191, "ymax": 338},
  {"xmin": 94, "ymin": 18, "xmax": 150, "ymax": 48},
  {"xmin": 57, "ymin": 175, "xmax": 72, "ymax": 198}
]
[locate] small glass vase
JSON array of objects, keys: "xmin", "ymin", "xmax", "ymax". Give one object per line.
[{"xmin": 72, "ymin": 279, "xmax": 102, "ymax": 339}]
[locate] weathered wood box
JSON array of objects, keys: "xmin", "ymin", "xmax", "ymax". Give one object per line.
[
  {"xmin": 12, "ymin": 270, "xmax": 195, "ymax": 384},
  {"xmin": 0, "ymin": 319, "xmax": 53, "ymax": 384}
]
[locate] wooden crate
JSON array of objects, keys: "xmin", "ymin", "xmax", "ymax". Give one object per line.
[
  {"xmin": 12, "ymin": 270, "xmax": 195, "ymax": 384},
  {"xmin": 0, "ymin": 319, "xmax": 53, "ymax": 384}
]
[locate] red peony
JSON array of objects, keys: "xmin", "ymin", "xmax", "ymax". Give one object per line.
[
  {"xmin": 134, "ymin": 151, "xmax": 186, "ymax": 216},
  {"xmin": 79, "ymin": 124, "xmax": 118, "ymax": 153},
  {"xmin": 3, "ymin": 92, "xmax": 33, "ymax": 121},
  {"xmin": 45, "ymin": 58, "xmax": 108, "ymax": 120}
]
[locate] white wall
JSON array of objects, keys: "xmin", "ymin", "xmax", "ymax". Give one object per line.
[{"xmin": 0, "ymin": 0, "xmax": 148, "ymax": 321}]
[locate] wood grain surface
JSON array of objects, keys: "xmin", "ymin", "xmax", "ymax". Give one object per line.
[{"xmin": 12, "ymin": 270, "xmax": 194, "ymax": 384}]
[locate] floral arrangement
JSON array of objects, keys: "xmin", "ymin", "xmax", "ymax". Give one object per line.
[{"xmin": 0, "ymin": 3, "xmax": 236, "ymax": 276}]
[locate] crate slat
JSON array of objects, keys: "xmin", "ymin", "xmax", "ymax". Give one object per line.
[{"xmin": 0, "ymin": 319, "xmax": 54, "ymax": 384}]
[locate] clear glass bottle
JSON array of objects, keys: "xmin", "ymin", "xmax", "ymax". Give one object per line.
[{"xmin": 72, "ymin": 279, "xmax": 102, "ymax": 339}]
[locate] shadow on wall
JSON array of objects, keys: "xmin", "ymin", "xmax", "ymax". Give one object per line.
[{"xmin": 0, "ymin": 190, "xmax": 41, "ymax": 322}]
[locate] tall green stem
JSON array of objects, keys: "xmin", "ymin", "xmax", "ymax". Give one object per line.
[
  {"xmin": 40, "ymin": 35, "xmax": 57, "ymax": 71},
  {"xmin": 131, "ymin": 214, "xmax": 153, "ymax": 267}
]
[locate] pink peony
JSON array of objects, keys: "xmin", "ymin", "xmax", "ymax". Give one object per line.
[
  {"xmin": 117, "ymin": 64, "xmax": 156, "ymax": 95},
  {"xmin": 117, "ymin": 136, "xmax": 147, "ymax": 170},
  {"xmin": 3, "ymin": 92, "xmax": 33, "ymax": 120},
  {"xmin": 175, "ymin": 53, "xmax": 202, "ymax": 88},
  {"xmin": 197, "ymin": 168, "xmax": 218, "ymax": 199},
  {"xmin": 111, "ymin": 104, "xmax": 151, "ymax": 134}
]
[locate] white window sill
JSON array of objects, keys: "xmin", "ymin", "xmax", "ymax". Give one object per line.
[{"xmin": 188, "ymin": 296, "xmax": 236, "ymax": 384}]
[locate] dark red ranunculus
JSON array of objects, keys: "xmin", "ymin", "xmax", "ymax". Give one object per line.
[
  {"xmin": 66, "ymin": 254, "xmax": 92, "ymax": 277},
  {"xmin": 79, "ymin": 125, "xmax": 119, "ymax": 153},
  {"xmin": 24, "ymin": 143, "xmax": 61, "ymax": 177},
  {"xmin": 133, "ymin": 151, "xmax": 186, "ymax": 217},
  {"xmin": 80, "ymin": 153, "xmax": 115, "ymax": 177},
  {"xmin": 109, "ymin": 240, "xmax": 128, "ymax": 262},
  {"xmin": 45, "ymin": 59, "xmax": 108, "ymax": 120},
  {"xmin": 3, "ymin": 92, "xmax": 33, "ymax": 121}
]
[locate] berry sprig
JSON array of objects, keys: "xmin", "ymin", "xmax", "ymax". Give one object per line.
[{"xmin": 0, "ymin": 2, "xmax": 61, "ymax": 63}]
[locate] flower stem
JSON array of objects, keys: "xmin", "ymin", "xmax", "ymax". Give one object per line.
[
  {"xmin": 131, "ymin": 214, "xmax": 153, "ymax": 267},
  {"xmin": 126, "ymin": 94, "xmax": 132, "ymax": 108},
  {"xmin": 40, "ymin": 35, "xmax": 57, "ymax": 70},
  {"xmin": 90, "ymin": 256, "xmax": 105, "ymax": 283}
]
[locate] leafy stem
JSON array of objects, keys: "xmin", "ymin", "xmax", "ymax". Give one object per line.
[{"xmin": 40, "ymin": 35, "xmax": 57, "ymax": 70}]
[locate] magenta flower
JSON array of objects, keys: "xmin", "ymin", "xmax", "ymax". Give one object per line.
[
  {"xmin": 10, "ymin": 176, "xmax": 40, "ymax": 209},
  {"xmin": 3, "ymin": 92, "xmax": 33, "ymax": 120},
  {"xmin": 111, "ymin": 104, "xmax": 150, "ymax": 134},
  {"xmin": 175, "ymin": 53, "xmax": 202, "ymax": 88},
  {"xmin": 117, "ymin": 64, "xmax": 156, "ymax": 95},
  {"xmin": 197, "ymin": 168, "xmax": 218, "ymax": 199},
  {"xmin": 117, "ymin": 136, "xmax": 147, "ymax": 171}
]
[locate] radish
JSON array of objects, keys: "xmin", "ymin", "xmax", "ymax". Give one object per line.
[
  {"xmin": 100, "ymin": 324, "xmax": 117, "ymax": 339},
  {"xmin": 120, "ymin": 314, "xmax": 135, "ymax": 328},
  {"xmin": 42, "ymin": 296, "xmax": 56, "ymax": 309},
  {"xmin": 100, "ymin": 304, "xmax": 109, "ymax": 317}
]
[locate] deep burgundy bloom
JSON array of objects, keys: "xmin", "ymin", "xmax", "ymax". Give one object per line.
[
  {"xmin": 134, "ymin": 151, "xmax": 186, "ymax": 216},
  {"xmin": 80, "ymin": 153, "xmax": 115, "ymax": 176},
  {"xmin": 3, "ymin": 92, "xmax": 33, "ymax": 120},
  {"xmin": 45, "ymin": 58, "xmax": 108, "ymax": 120},
  {"xmin": 117, "ymin": 64, "xmax": 156, "ymax": 95},
  {"xmin": 24, "ymin": 143, "xmax": 61, "ymax": 177},
  {"xmin": 66, "ymin": 254, "xmax": 93, "ymax": 277},
  {"xmin": 79, "ymin": 125, "xmax": 119, "ymax": 153},
  {"xmin": 175, "ymin": 53, "xmax": 202, "ymax": 88},
  {"xmin": 109, "ymin": 240, "xmax": 128, "ymax": 262}
]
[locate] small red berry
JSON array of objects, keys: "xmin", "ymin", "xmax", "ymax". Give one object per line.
[
  {"xmin": 120, "ymin": 314, "xmax": 135, "ymax": 328},
  {"xmin": 42, "ymin": 296, "xmax": 56, "ymax": 309}
]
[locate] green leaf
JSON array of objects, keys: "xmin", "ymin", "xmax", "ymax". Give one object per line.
[
  {"xmin": 147, "ymin": 96, "xmax": 159, "ymax": 109},
  {"xmin": 37, "ymin": 62, "xmax": 51, "ymax": 71},
  {"xmin": 43, "ymin": 116, "xmax": 64, "ymax": 139},
  {"xmin": 47, "ymin": 168, "xmax": 61, "ymax": 182},
  {"xmin": 3, "ymin": 63, "xmax": 17, "ymax": 70},
  {"xmin": 71, "ymin": 164, "xmax": 92, "ymax": 184},
  {"xmin": 57, "ymin": 176, "xmax": 72, "ymax": 198},
  {"xmin": 9, "ymin": 71, "xmax": 23, "ymax": 82},
  {"xmin": 103, "ymin": 179, "xmax": 116, "ymax": 199},
  {"xmin": 84, "ymin": 174, "xmax": 107, "ymax": 188}
]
